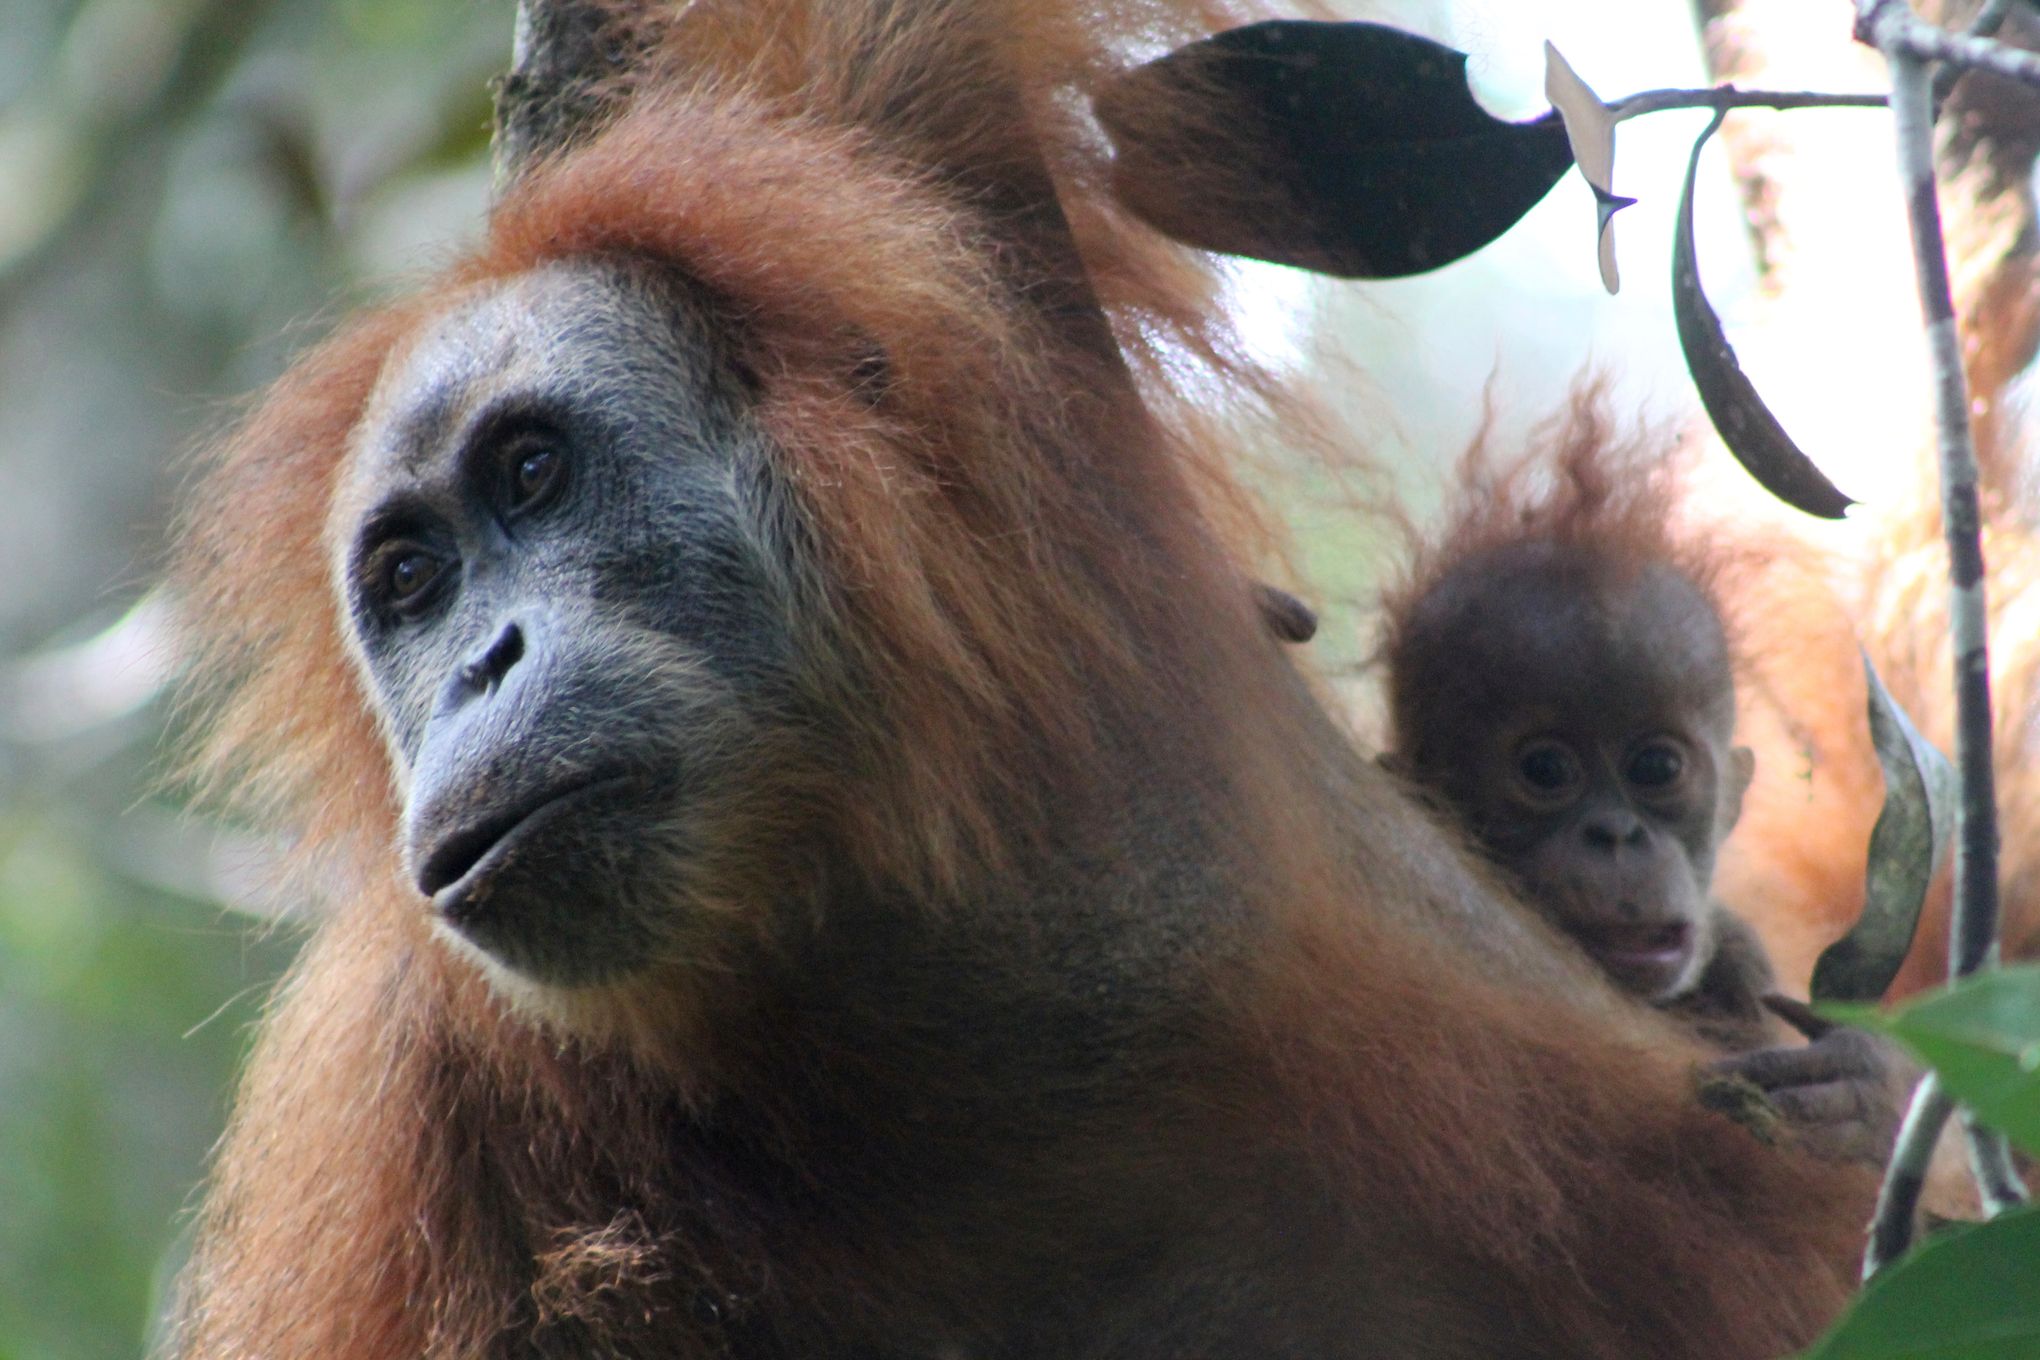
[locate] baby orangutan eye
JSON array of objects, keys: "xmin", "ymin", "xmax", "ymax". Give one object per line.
[
  {"xmin": 1626, "ymin": 741, "xmax": 1686, "ymax": 790},
  {"xmin": 1516, "ymin": 740, "xmax": 1582, "ymax": 800}
]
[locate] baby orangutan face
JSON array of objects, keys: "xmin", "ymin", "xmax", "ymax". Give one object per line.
[{"xmin": 1394, "ymin": 543, "xmax": 1754, "ymax": 1003}]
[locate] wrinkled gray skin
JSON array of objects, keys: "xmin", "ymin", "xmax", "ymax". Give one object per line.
[
  {"xmin": 332, "ymin": 259, "xmax": 812, "ymax": 988},
  {"xmin": 1394, "ymin": 541, "xmax": 1910, "ymax": 1164}
]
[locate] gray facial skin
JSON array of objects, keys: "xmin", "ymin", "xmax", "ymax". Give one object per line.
[{"xmin": 332, "ymin": 259, "xmax": 812, "ymax": 988}]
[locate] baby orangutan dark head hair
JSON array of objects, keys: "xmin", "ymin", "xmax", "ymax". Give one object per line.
[{"xmin": 1382, "ymin": 387, "xmax": 1758, "ymax": 1009}]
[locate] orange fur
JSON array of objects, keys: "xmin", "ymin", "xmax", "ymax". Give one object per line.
[{"xmin": 171, "ymin": 3, "xmax": 1875, "ymax": 1357}]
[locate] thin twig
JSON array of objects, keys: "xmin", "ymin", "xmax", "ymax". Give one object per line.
[
  {"xmin": 1609, "ymin": 87, "xmax": 1887, "ymax": 121},
  {"xmin": 1860, "ymin": 0, "xmax": 2040, "ymax": 85},
  {"xmin": 1963, "ymin": 1110, "xmax": 2031, "ymax": 1214},
  {"xmin": 493, "ymin": 0, "xmax": 648, "ymax": 191},
  {"xmin": 1968, "ymin": 0, "xmax": 2025, "ymax": 39},
  {"xmin": 1855, "ymin": 10, "xmax": 2028, "ymax": 1272},
  {"xmin": 1864, "ymin": 1072, "xmax": 1957, "ymax": 1276}
]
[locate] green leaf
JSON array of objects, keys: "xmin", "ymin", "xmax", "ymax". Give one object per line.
[
  {"xmin": 1672, "ymin": 108, "xmax": 1855, "ymax": 519},
  {"xmin": 1800, "ymin": 1206, "xmax": 2040, "ymax": 1359},
  {"xmin": 1811, "ymin": 656, "xmax": 1955, "ymax": 1003},
  {"xmin": 1096, "ymin": 20, "xmax": 1575, "ymax": 278},
  {"xmin": 1829, "ymin": 967, "xmax": 2040, "ymax": 1157}
]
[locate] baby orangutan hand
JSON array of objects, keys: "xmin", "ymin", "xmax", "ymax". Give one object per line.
[{"xmin": 1707, "ymin": 995, "xmax": 1917, "ymax": 1166}]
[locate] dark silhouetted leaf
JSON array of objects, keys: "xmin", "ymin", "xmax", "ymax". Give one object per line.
[
  {"xmin": 1799, "ymin": 1203, "xmax": 2040, "ymax": 1358},
  {"xmin": 1811, "ymin": 655, "xmax": 1956, "ymax": 1003},
  {"xmin": 1674, "ymin": 108, "xmax": 1855, "ymax": 519},
  {"xmin": 1097, "ymin": 20, "xmax": 1575, "ymax": 278}
]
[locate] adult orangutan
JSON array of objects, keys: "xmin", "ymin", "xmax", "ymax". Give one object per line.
[{"xmin": 167, "ymin": 2, "xmax": 1874, "ymax": 1355}]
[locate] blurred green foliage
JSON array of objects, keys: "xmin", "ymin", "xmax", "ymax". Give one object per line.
[
  {"xmin": 0, "ymin": 0, "xmax": 511, "ymax": 1354},
  {"xmin": 0, "ymin": 816, "xmax": 296, "ymax": 1360},
  {"xmin": 1804, "ymin": 1205, "xmax": 2040, "ymax": 1360}
]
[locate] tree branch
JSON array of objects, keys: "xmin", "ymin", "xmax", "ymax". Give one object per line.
[
  {"xmin": 1855, "ymin": 4, "xmax": 2029, "ymax": 1272},
  {"xmin": 1963, "ymin": 1109, "xmax": 2031, "ymax": 1213},
  {"xmin": 492, "ymin": 0, "xmax": 651, "ymax": 192},
  {"xmin": 1609, "ymin": 86, "xmax": 1887, "ymax": 120},
  {"xmin": 1861, "ymin": 0, "xmax": 2040, "ymax": 84},
  {"xmin": 1864, "ymin": 1072, "xmax": 1957, "ymax": 1275},
  {"xmin": 1931, "ymin": 0, "xmax": 2023, "ymax": 103}
]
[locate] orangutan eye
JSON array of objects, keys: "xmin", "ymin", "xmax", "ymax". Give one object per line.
[
  {"xmin": 382, "ymin": 548, "xmax": 448, "ymax": 611},
  {"xmin": 510, "ymin": 444, "xmax": 567, "ymax": 513},
  {"xmin": 1516, "ymin": 741, "xmax": 1582, "ymax": 799},
  {"xmin": 358, "ymin": 538, "xmax": 454, "ymax": 622},
  {"xmin": 1626, "ymin": 742, "xmax": 1686, "ymax": 790},
  {"xmin": 501, "ymin": 434, "xmax": 567, "ymax": 516}
]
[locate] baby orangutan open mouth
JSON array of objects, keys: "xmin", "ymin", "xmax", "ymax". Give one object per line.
[{"xmin": 1569, "ymin": 918, "xmax": 1696, "ymax": 999}]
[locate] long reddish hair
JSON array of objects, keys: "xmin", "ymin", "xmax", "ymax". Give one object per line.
[{"xmin": 169, "ymin": 5, "xmax": 1876, "ymax": 1356}]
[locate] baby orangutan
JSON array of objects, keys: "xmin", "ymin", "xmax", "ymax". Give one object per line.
[{"xmin": 1378, "ymin": 413, "xmax": 1911, "ymax": 1165}]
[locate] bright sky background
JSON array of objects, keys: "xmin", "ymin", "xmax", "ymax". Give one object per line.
[{"xmin": 1235, "ymin": 0, "xmax": 1932, "ymax": 519}]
